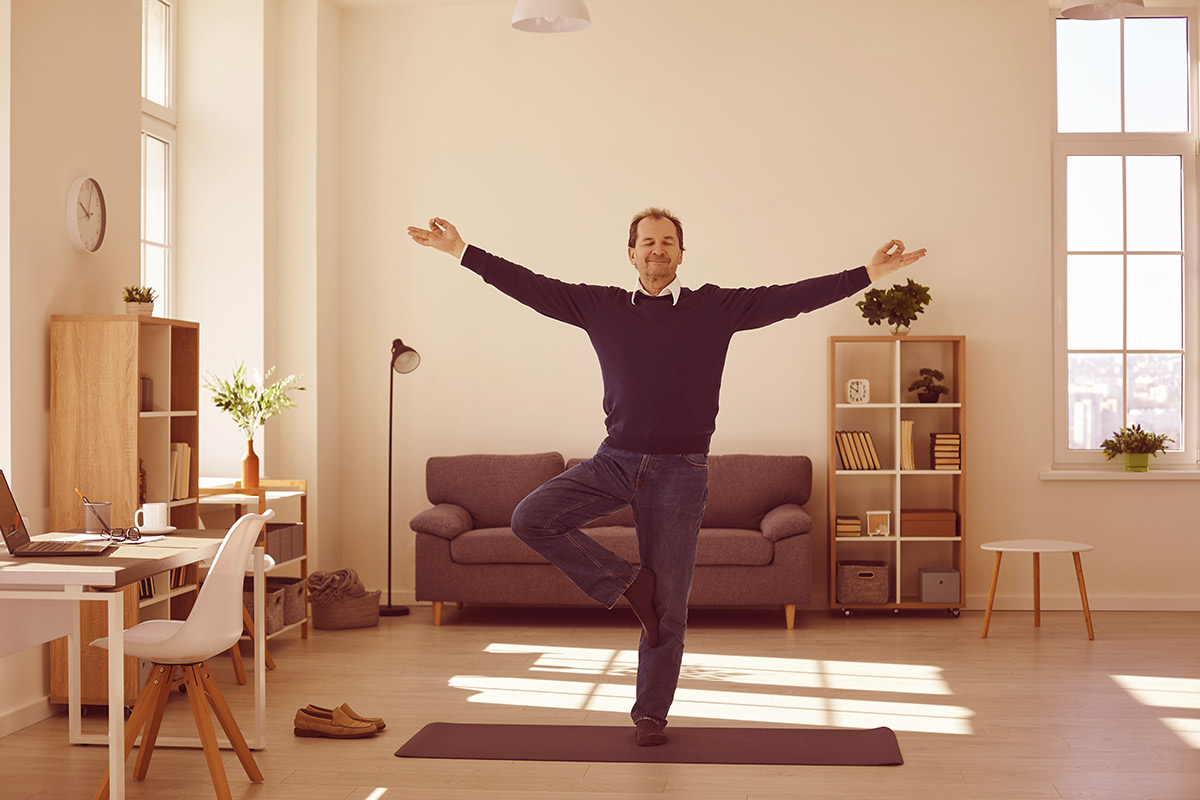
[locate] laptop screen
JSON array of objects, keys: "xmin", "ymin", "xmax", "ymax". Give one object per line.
[{"xmin": 0, "ymin": 471, "xmax": 33, "ymax": 553}]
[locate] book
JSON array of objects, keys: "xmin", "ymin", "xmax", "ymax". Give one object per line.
[
  {"xmin": 848, "ymin": 432, "xmax": 869, "ymax": 469},
  {"xmin": 859, "ymin": 431, "xmax": 882, "ymax": 470},
  {"xmin": 900, "ymin": 419, "xmax": 915, "ymax": 471},
  {"xmin": 835, "ymin": 432, "xmax": 855, "ymax": 469}
]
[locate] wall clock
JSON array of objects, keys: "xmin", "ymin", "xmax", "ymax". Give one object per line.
[
  {"xmin": 66, "ymin": 176, "xmax": 106, "ymax": 253},
  {"xmin": 845, "ymin": 378, "xmax": 870, "ymax": 404}
]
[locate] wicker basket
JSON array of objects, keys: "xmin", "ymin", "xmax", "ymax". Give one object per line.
[{"xmin": 310, "ymin": 589, "xmax": 381, "ymax": 630}]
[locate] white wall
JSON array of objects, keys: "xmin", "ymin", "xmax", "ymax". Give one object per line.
[{"xmin": 336, "ymin": 0, "xmax": 1199, "ymax": 610}]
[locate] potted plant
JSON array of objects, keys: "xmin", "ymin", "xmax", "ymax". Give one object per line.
[
  {"xmin": 1100, "ymin": 424, "xmax": 1174, "ymax": 472},
  {"xmin": 122, "ymin": 285, "xmax": 157, "ymax": 315},
  {"xmin": 856, "ymin": 278, "xmax": 932, "ymax": 335},
  {"xmin": 203, "ymin": 363, "xmax": 305, "ymax": 488},
  {"xmin": 907, "ymin": 367, "xmax": 950, "ymax": 403}
]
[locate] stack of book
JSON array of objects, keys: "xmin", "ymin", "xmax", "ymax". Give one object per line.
[
  {"xmin": 169, "ymin": 442, "xmax": 192, "ymax": 500},
  {"xmin": 931, "ymin": 432, "xmax": 962, "ymax": 470},
  {"xmin": 835, "ymin": 515, "xmax": 863, "ymax": 537},
  {"xmin": 138, "ymin": 576, "xmax": 155, "ymax": 600},
  {"xmin": 900, "ymin": 420, "xmax": 916, "ymax": 471},
  {"xmin": 169, "ymin": 566, "xmax": 187, "ymax": 589},
  {"xmin": 834, "ymin": 430, "xmax": 882, "ymax": 470}
]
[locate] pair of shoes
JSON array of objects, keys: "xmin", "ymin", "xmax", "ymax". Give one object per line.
[
  {"xmin": 622, "ymin": 568, "xmax": 659, "ymax": 647},
  {"xmin": 293, "ymin": 705, "xmax": 378, "ymax": 739},
  {"xmin": 635, "ymin": 718, "xmax": 668, "ymax": 747},
  {"xmin": 306, "ymin": 703, "xmax": 386, "ymax": 732}
]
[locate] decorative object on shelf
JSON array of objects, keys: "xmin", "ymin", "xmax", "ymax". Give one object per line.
[
  {"xmin": 122, "ymin": 285, "xmax": 157, "ymax": 315},
  {"xmin": 855, "ymin": 278, "xmax": 931, "ymax": 335},
  {"xmin": 844, "ymin": 378, "xmax": 870, "ymax": 404},
  {"xmin": 1099, "ymin": 423, "xmax": 1174, "ymax": 472},
  {"xmin": 66, "ymin": 175, "xmax": 106, "ymax": 253},
  {"xmin": 384, "ymin": 338, "xmax": 421, "ymax": 617},
  {"xmin": 1061, "ymin": 0, "xmax": 1144, "ymax": 20},
  {"xmin": 511, "ymin": 0, "xmax": 590, "ymax": 33},
  {"xmin": 865, "ymin": 510, "xmax": 891, "ymax": 537},
  {"xmin": 907, "ymin": 367, "xmax": 949, "ymax": 403},
  {"xmin": 203, "ymin": 364, "xmax": 305, "ymax": 489}
]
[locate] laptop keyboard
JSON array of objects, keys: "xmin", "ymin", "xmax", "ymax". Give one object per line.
[{"xmin": 26, "ymin": 540, "xmax": 80, "ymax": 551}]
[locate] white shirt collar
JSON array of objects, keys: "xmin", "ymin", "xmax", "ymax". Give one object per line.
[{"xmin": 631, "ymin": 274, "xmax": 683, "ymax": 306}]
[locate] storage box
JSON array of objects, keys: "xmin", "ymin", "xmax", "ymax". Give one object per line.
[
  {"xmin": 290, "ymin": 524, "xmax": 305, "ymax": 561},
  {"xmin": 836, "ymin": 560, "xmax": 889, "ymax": 604},
  {"xmin": 267, "ymin": 576, "xmax": 306, "ymax": 625},
  {"xmin": 264, "ymin": 523, "xmax": 296, "ymax": 563},
  {"xmin": 243, "ymin": 578, "xmax": 285, "ymax": 635},
  {"xmin": 900, "ymin": 508, "xmax": 958, "ymax": 537},
  {"xmin": 919, "ymin": 567, "xmax": 961, "ymax": 603}
]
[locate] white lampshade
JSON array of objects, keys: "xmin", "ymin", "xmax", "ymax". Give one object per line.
[
  {"xmin": 512, "ymin": 0, "xmax": 590, "ymax": 33},
  {"xmin": 1061, "ymin": 0, "xmax": 1145, "ymax": 19}
]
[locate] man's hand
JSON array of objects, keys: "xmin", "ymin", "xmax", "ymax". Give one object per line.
[
  {"xmin": 866, "ymin": 239, "xmax": 927, "ymax": 282},
  {"xmin": 407, "ymin": 217, "xmax": 466, "ymax": 259}
]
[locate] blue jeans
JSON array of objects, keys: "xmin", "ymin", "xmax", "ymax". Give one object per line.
[{"xmin": 510, "ymin": 444, "xmax": 710, "ymax": 726}]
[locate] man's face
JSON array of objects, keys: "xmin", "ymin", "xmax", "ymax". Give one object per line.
[{"xmin": 628, "ymin": 216, "xmax": 683, "ymax": 290}]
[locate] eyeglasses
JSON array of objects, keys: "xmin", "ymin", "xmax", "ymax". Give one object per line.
[{"xmin": 101, "ymin": 527, "xmax": 142, "ymax": 542}]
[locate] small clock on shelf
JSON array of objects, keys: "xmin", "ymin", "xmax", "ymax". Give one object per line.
[
  {"xmin": 845, "ymin": 378, "xmax": 870, "ymax": 404},
  {"xmin": 66, "ymin": 175, "xmax": 106, "ymax": 253}
]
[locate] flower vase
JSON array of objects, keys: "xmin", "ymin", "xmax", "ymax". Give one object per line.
[
  {"xmin": 1123, "ymin": 453, "xmax": 1149, "ymax": 473},
  {"xmin": 890, "ymin": 324, "xmax": 910, "ymax": 336},
  {"xmin": 242, "ymin": 439, "xmax": 260, "ymax": 488}
]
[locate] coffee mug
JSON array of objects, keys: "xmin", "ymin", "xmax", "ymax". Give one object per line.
[{"xmin": 135, "ymin": 502, "xmax": 169, "ymax": 531}]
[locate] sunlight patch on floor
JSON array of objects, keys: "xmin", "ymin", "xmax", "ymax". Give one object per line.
[
  {"xmin": 1112, "ymin": 675, "xmax": 1200, "ymax": 749},
  {"xmin": 450, "ymin": 643, "xmax": 973, "ymax": 734}
]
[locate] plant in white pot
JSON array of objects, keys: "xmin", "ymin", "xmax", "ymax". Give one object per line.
[
  {"xmin": 122, "ymin": 285, "xmax": 157, "ymax": 315},
  {"xmin": 203, "ymin": 364, "xmax": 305, "ymax": 488}
]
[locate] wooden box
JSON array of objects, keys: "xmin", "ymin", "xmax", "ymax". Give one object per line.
[{"xmin": 900, "ymin": 508, "xmax": 957, "ymax": 537}]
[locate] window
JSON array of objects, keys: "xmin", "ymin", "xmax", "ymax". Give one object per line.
[
  {"xmin": 141, "ymin": 0, "xmax": 175, "ymax": 317},
  {"xmin": 1052, "ymin": 12, "xmax": 1198, "ymax": 467}
]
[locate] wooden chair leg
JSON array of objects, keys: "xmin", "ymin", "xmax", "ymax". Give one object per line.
[
  {"xmin": 783, "ymin": 604, "xmax": 796, "ymax": 630},
  {"xmin": 195, "ymin": 661, "xmax": 264, "ymax": 782},
  {"xmin": 242, "ymin": 606, "xmax": 276, "ymax": 669},
  {"xmin": 1073, "ymin": 552, "xmax": 1095, "ymax": 640},
  {"xmin": 228, "ymin": 641, "xmax": 247, "ymax": 685},
  {"xmin": 132, "ymin": 665, "xmax": 176, "ymax": 780},
  {"xmin": 432, "ymin": 600, "xmax": 444, "ymax": 626},
  {"xmin": 93, "ymin": 665, "xmax": 165, "ymax": 800},
  {"xmin": 981, "ymin": 551, "xmax": 1003, "ymax": 638},
  {"xmin": 1032, "ymin": 552, "xmax": 1041, "ymax": 628},
  {"xmin": 182, "ymin": 664, "xmax": 233, "ymax": 800}
]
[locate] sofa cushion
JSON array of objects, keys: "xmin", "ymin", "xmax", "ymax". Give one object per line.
[
  {"xmin": 448, "ymin": 526, "xmax": 774, "ymax": 567},
  {"xmin": 409, "ymin": 503, "xmax": 474, "ymax": 540},
  {"xmin": 703, "ymin": 455, "xmax": 812, "ymax": 529},
  {"xmin": 426, "ymin": 452, "xmax": 565, "ymax": 529}
]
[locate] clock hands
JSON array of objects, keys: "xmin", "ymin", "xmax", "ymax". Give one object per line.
[{"xmin": 77, "ymin": 201, "xmax": 90, "ymax": 220}]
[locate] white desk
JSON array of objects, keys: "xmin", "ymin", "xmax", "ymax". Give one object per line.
[{"xmin": 0, "ymin": 530, "xmax": 269, "ymax": 800}]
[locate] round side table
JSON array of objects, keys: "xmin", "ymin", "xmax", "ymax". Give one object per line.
[{"xmin": 980, "ymin": 539, "xmax": 1095, "ymax": 640}]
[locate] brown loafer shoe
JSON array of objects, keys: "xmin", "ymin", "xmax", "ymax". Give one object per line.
[
  {"xmin": 293, "ymin": 706, "xmax": 377, "ymax": 738},
  {"xmin": 635, "ymin": 718, "xmax": 667, "ymax": 747},
  {"xmin": 305, "ymin": 703, "xmax": 386, "ymax": 731}
]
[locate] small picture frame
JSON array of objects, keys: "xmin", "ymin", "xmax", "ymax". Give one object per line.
[{"xmin": 865, "ymin": 510, "xmax": 891, "ymax": 537}]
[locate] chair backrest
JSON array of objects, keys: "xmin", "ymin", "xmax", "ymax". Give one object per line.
[{"xmin": 157, "ymin": 510, "xmax": 274, "ymax": 661}]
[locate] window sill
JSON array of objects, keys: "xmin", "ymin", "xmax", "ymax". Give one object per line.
[{"xmin": 1039, "ymin": 469, "xmax": 1200, "ymax": 481}]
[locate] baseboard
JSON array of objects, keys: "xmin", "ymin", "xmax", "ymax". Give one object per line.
[
  {"xmin": 964, "ymin": 594, "xmax": 1200, "ymax": 612},
  {"xmin": 0, "ymin": 697, "xmax": 60, "ymax": 738}
]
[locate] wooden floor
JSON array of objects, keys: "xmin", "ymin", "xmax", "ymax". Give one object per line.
[{"xmin": 3, "ymin": 605, "xmax": 1199, "ymax": 799}]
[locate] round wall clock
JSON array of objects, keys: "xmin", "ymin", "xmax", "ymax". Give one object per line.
[
  {"xmin": 845, "ymin": 378, "xmax": 870, "ymax": 404},
  {"xmin": 66, "ymin": 176, "xmax": 106, "ymax": 253}
]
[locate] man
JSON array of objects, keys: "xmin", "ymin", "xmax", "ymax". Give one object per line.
[{"xmin": 407, "ymin": 209, "xmax": 925, "ymax": 746}]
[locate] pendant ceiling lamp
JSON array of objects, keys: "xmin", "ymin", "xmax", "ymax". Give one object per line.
[
  {"xmin": 1061, "ymin": 0, "xmax": 1145, "ymax": 19},
  {"xmin": 512, "ymin": 0, "xmax": 591, "ymax": 33}
]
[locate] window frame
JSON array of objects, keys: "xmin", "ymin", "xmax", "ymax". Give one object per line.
[
  {"xmin": 1051, "ymin": 8, "xmax": 1200, "ymax": 469},
  {"xmin": 141, "ymin": 0, "xmax": 176, "ymax": 318}
]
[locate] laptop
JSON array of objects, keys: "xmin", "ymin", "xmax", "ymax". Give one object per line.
[{"xmin": 0, "ymin": 471, "xmax": 114, "ymax": 557}]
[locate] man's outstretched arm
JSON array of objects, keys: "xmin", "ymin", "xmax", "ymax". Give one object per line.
[
  {"xmin": 866, "ymin": 239, "xmax": 927, "ymax": 282},
  {"xmin": 407, "ymin": 217, "xmax": 466, "ymax": 259}
]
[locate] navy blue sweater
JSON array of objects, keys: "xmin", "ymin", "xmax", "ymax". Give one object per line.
[{"xmin": 462, "ymin": 245, "xmax": 871, "ymax": 454}]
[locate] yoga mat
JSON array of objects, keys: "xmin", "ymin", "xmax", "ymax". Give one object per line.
[{"xmin": 395, "ymin": 722, "xmax": 903, "ymax": 766}]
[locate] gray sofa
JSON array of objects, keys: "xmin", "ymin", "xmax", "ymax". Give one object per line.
[{"xmin": 410, "ymin": 452, "xmax": 814, "ymax": 629}]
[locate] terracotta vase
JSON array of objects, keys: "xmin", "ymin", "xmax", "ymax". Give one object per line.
[{"xmin": 242, "ymin": 439, "xmax": 260, "ymax": 488}]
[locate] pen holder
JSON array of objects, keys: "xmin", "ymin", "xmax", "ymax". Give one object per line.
[{"xmin": 84, "ymin": 501, "xmax": 111, "ymax": 534}]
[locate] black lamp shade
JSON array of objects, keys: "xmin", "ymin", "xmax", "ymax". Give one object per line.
[{"xmin": 392, "ymin": 339, "xmax": 420, "ymax": 374}]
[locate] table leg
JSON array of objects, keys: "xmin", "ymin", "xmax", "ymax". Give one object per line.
[
  {"xmin": 981, "ymin": 551, "xmax": 1002, "ymax": 638},
  {"xmin": 1073, "ymin": 552, "xmax": 1095, "ymax": 640},
  {"xmin": 253, "ymin": 547, "xmax": 267, "ymax": 749},
  {"xmin": 107, "ymin": 592, "xmax": 126, "ymax": 800},
  {"xmin": 68, "ymin": 588, "xmax": 82, "ymax": 743},
  {"xmin": 1033, "ymin": 552, "xmax": 1041, "ymax": 628}
]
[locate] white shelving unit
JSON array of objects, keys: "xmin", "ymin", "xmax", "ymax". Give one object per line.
[{"xmin": 828, "ymin": 335, "xmax": 966, "ymax": 616}]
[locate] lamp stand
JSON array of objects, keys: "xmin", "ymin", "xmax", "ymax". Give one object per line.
[{"xmin": 382, "ymin": 355, "xmax": 410, "ymax": 617}]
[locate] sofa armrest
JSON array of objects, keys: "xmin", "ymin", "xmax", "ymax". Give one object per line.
[
  {"xmin": 760, "ymin": 503, "xmax": 812, "ymax": 542},
  {"xmin": 410, "ymin": 503, "xmax": 474, "ymax": 540}
]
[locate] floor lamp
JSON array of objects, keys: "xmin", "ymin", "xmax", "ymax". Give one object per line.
[{"xmin": 383, "ymin": 338, "xmax": 420, "ymax": 617}]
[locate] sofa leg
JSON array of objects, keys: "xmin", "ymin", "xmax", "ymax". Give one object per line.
[
  {"xmin": 432, "ymin": 601, "xmax": 443, "ymax": 626},
  {"xmin": 784, "ymin": 604, "xmax": 796, "ymax": 630}
]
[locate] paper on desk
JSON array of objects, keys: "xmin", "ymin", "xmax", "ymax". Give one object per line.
[{"xmin": 51, "ymin": 533, "xmax": 168, "ymax": 545}]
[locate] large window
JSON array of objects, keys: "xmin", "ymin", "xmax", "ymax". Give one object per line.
[
  {"xmin": 141, "ymin": 0, "xmax": 175, "ymax": 317},
  {"xmin": 1053, "ymin": 12, "xmax": 1198, "ymax": 467}
]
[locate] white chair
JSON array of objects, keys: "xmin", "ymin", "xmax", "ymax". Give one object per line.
[{"xmin": 92, "ymin": 510, "xmax": 275, "ymax": 800}]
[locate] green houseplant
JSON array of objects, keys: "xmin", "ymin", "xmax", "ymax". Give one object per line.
[
  {"xmin": 122, "ymin": 285, "xmax": 157, "ymax": 316},
  {"xmin": 856, "ymin": 278, "xmax": 932, "ymax": 335},
  {"xmin": 1100, "ymin": 424, "xmax": 1174, "ymax": 472},
  {"xmin": 203, "ymin": 363, "xmax": 305, "ymax": 488},
  {"xmin": 907, "ymin": 367, "xmax": 950, "ymax": 403}
]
